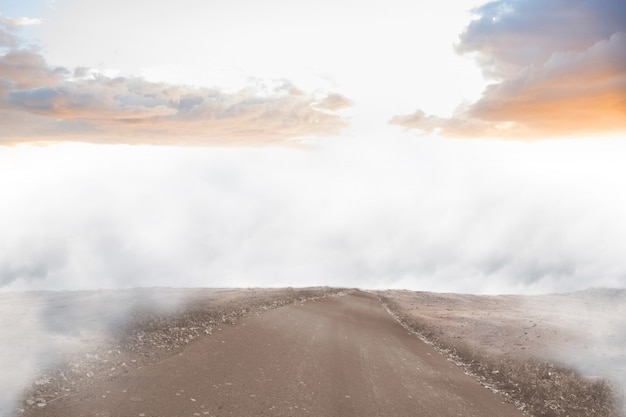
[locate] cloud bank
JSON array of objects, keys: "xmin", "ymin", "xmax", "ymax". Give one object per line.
[
  {"xmin": 391, "ymin": 0, "xmax": 626, "ymax": 138},
  {"xmin": 0, "ymin": 21, "xmax": 351, "ymax": 146},
  {"xmin": 2, "ymin": 137, "xmax": 626, "ymax": 294}
]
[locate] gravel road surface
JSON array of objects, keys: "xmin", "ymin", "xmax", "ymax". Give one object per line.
[{"xmin": 27, "ymin": 291, "xmax": 524, "ymax": 417}]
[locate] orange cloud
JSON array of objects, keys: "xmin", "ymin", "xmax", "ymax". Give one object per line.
[
  {"xmin": 0, "ymin": 23, "xmax": 351, "ymax": 146},
  {"xmin": 391, "ymin": 0, "xmax": 626, "ymax": 139},
  {"xmin": 0, "ymin": 73, "xmax": 351, "ymax": 146},
  {"xmin": 473, "ymin": 33, "xmax": 625, "ymax": 137},
  {"xmin": 0, "ymin": 50, "xmax": 67, "ymax": 90}
]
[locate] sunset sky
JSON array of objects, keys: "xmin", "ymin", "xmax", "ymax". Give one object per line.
[{"xmin": 1, "ymin": 0, "xmax": 625, "ymax": 293}]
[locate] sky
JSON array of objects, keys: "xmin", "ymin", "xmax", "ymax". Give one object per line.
[{"xmin": 1, "ymin": 0, "xmax": 626, "ymax": 294}]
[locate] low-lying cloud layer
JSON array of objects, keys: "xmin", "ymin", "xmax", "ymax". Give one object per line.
[
  {"xmin": 392, "ymin": 0, "xmax": 626, "ymax": 138},
  {"xmin": 0, "ymin": 21, "xmax": 351, "ymax": 146},
  {"xmin": 2, "ymin": 137, "xmax": 625, "ymax": 294}
]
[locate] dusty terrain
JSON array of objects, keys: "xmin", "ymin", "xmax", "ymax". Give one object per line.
[
  {"xmin": 377, "ymin": 289, "xmax": 626, "ymax": 377},
  {"xmin": 3, "ymin": 287, "xmax": 624, "ymax": 417},
  {"xmin": 18, "ymin": 292, "xmax": 524, "ymax": 417},
  {"xmin": 2, "ymin": 287, "xmax": 342, "ymax": 417},
  {"xmin": 378, "ymin": 289, "xmax": 626, "ymax": 416}
]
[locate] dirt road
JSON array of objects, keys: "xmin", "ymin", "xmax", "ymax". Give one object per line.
[{"xmin": 28, "ymin": 292, "xmax": 524, "ymax": 417}]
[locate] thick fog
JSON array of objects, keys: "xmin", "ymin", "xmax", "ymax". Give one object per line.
[{"xmin": 2, "ymin": 137, "xmax": 626, "ymax": 294}]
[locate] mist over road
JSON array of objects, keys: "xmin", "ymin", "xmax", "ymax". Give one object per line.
[{"xmin": 28, "ymin": 292, "xmax": 524, "ymax": 417}]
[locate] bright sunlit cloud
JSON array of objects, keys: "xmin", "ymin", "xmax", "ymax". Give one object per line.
[
  {"xmin": 392, "ymin": 0, "xmax": 626, "ymax": 138},
  {"xmin": 2, "ymin": 0, "xmax": 487, "ymax": 145},
  {"xmin": 0, "ymin": 0, "xmax": 625, "ymax": 295}
]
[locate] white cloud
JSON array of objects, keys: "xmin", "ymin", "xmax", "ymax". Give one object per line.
[
  {"xmin": 36, "ymin": 0, "xmax": 484, "ymax": 123},
  {"xmin": 0, "ymin": 22, "xmax": 352, "ymax": 146},
  {"xmin": 0, "ymin": 49, "xmax": 351, "ymax": 145},
  {"xmin": 2, "ymin": 137, "xmax": 626, "ymax": 294},
  {"xmin": 0, "ymin": 16, "xmax": 42, "ymax": 28}
]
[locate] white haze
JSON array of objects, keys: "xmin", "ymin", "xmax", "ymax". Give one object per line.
[
  {"xmin": 0, "ymin": 288, "xmax": 209, "ymax": 416},
  {"xmin": 2, "ymin": 135, "xmax": 626, "ymax": 294},
  {"xmin": 522, "ymin": 289, "xmax": 626, "ymax": 409}
]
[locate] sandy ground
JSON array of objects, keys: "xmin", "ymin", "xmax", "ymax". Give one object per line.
[
  {"xmin": 0, "ymin": 287, "xmax": 338, "ymax": 417},
  {"xmin": 19, "ymin": 292, "xmax": 524, "ymax": 417},
  {"xmin": 377, "ymin": 289, "xmax": 626, "ymax": 403},
  {"xmin": 3, "ymin": 287, "xmax": 624, "ymax": 416}
]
